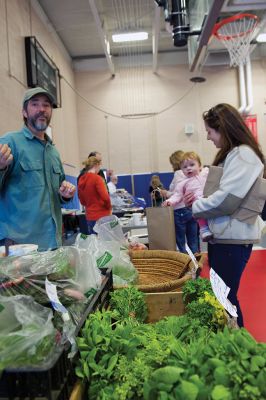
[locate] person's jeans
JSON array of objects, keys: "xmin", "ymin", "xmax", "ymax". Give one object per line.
[
  {"xmin": 174, "ymin": 207, "xmax": 199, "ymax": 254},
  {"xmin": 208, "ymin": 242, "xmax": 253, "ymax": 327},
  {"xmin": 87, "ymin": 220, "xmax": 96, "ymax": 235}
]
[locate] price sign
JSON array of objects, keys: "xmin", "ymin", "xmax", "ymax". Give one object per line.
[{"xmin": 210, "ymin": 268, "xmax": 238, "ymax": 317}]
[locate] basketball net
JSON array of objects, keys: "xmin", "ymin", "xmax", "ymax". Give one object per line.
[{"xmin": 213, "ymin": 13, "xmax": 259, "ymax": 68}]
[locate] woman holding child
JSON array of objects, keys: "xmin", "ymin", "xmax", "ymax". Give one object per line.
[{"xmin": 188, "ymin": 103, "xmax": 265, "ymax": 327}]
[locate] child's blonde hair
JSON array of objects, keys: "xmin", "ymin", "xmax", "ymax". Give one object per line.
[
  {"xmin": 180, "ymin": 151, "xmax": 202, "ymax": 167},
  {"xmin": 82, "ymin": 156, "xmax": 101, "ymax": 170},
  {"xmin": 150, "ymin": 175, "xmax": 161, "ymax": 188}
]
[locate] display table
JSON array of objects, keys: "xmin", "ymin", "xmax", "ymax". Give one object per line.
[
  {"xmin": 112, "ymin": 207, "xmax": 144, "ymax": 218},
  {"xmin": 120, "ymin": 217, "xmax": 148, "ymax": 244}
]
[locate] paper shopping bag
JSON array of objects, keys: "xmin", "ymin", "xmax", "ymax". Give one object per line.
[{"xmin": 146, "ymin": 206, "xmax": 176, "ymax": 250}]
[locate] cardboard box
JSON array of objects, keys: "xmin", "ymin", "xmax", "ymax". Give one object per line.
[{"xmin": 145, "ymin": 291, "xmax": 185, "ymax": 323}]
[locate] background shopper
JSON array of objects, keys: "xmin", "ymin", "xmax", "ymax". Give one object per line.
[
  {"xmin": 149, "ymin": 174, "xmax": 165, "ymax": 207},
  {"xmin": 107, "ymin": 174, "xmax": 118, "ymax": 194},
  {"xmin": 78, "ymin": 156, "xmax": 112, "ymax": 234}
]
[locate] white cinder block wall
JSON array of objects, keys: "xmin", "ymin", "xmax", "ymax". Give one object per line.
[
  {"xmin": 1, "ymin": 0, "xmax": 266, "ymax": 176},
  {"xmin": 75, "ymin": 62, "xmax": 266, "ymax": 174}
]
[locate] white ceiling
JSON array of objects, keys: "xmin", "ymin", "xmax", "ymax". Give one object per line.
[{"xmin": 35, "ymin": 0, "xmax": 266, "ymax": 72}]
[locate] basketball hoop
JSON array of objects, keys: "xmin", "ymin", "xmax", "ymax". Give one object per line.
[{"xmin": 213, "ymin": 13, "xmax": 259, "ymax": 68}]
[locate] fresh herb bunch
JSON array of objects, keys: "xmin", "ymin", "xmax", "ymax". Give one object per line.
[
  {"xmin": 186, "ymin": 291, "xmax": 227, "ymax": 331},
  {"xmin": 182, "ymin": 277, "xmax": 213, "ymax": 303},
  {"xmin": 109, "ymin": 287, "xmax": 148, "ymax": 323}
]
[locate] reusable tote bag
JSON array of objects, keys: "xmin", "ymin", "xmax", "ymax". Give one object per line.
[
  {"xmin": 146, "ymin": 204, "xmax": 176, "ymax": 250},
  {"xmin": 203, "ymin": 166, "xmax": 266, "ymax": 224}
]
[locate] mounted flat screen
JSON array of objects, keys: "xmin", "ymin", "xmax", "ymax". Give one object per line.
[{"xmin": 25, "ymin": 36, "xmax": 61, "ymax": 108}]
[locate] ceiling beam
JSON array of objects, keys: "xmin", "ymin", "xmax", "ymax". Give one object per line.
[
  {"xmin": 88, "ymin": 0, "xmax": 115, "ymax": 76},
  {"xmin": 152, "ymin": 5, "xmax": 161, "ymax": 72},
  {"xmin": 33, "ymin": 0, "xmax": 71, "ymax": 63},
  {"xmin": 190, "ymin": 0, "xmax": 225, "ymax": 72}
]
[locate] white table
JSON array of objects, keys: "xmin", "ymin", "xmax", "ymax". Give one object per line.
[{"xmin": 120, "ymin": 218, "xmax": 148, "ymax": 244}]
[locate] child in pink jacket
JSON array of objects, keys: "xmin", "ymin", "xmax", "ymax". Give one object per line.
[{"xmin": 163, "ymin": 151, "xmax": 212, "ymax": 243}]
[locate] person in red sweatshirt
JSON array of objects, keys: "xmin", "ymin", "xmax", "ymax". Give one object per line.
[{"xmin": 78, "ymin": 156, "xmax": 112, "ymax": 234}]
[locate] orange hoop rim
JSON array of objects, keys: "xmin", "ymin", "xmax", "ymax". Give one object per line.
[{"xmin": 213, "ymin": 13, "xmax": 259, "ymax": 41}]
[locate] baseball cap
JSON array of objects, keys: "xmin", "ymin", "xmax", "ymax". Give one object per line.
[{"xmin": 22, "ymin": 87, "xmax": 55, "ymax": 108}]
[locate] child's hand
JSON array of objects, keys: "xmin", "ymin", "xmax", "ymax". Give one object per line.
[{"xmin": 162, "ymin": 200, "xmax": 170, "ymax": 207}]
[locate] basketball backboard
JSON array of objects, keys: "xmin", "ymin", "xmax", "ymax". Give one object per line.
[{"xmin": 188, "ymin": 0, "xmax": 266, "ymax": 71}]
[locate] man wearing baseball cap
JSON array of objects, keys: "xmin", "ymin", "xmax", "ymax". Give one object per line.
[{"xmin": 0, "ymin": 87, "xmax": 76, "ymax": 251}]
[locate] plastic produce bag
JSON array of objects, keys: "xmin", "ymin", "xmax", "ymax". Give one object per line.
[
  {"xmin": 94, "ymin": 215, "xmax": 127, "ymax": 245},
  {"xmin": 75, "ymin": 233, "xmax": 120, "ymax": 268},
  {"xmin": 0, "ymin": 247, "xmax": 102, "ymax": 326},
  {"xmin": 0, "ymin": 295, "xmax": 57, "ymax": 371},
  {"xmin": 75, "ymin": 233, "xmax": 138, "ymax": 286}
]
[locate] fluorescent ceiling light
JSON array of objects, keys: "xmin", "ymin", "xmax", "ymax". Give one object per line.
[
  {"xmin": 112, "ymin": 32, "xmax": 148, "ymax": 43},
  {"xmin": 256, "ymin": 33, "xmax": 266, "ymax": 43}
]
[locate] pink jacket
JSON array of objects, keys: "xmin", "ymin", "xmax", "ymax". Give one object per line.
[{"xmin": 167, "ymin": 167, "xmax": 209, "ymax": 209}]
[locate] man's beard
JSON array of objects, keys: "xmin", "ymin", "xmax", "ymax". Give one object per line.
[{"xmin": 28, "ymin": 113, "xmax": 51, "ymax": 132}]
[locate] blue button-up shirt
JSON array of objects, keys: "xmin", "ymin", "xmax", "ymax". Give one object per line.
[{"xmin": 0, "ymin": 126, "xmax": 66, "ymax": 250}]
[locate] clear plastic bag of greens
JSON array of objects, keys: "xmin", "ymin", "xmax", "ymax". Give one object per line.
[
  {"xmin": 0, "ymin": 247, "xmax": 101, "ymax": 327},
  {"xmin": 75, "ymin": 233, "xmax": 138, "ymax": 286},
  {"xmin": 94, "ymin": 215, "xmax": 127, "ymax": 245},
  {"xmin": 0, "ymin": 295, "xmax": 57, "ymax": 371}
]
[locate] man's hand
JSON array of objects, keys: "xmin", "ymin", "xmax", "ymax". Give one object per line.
[
  {"xmin": 59, "ymin": 181, "xmax": 76, "ymax": 198},
  {"xmin": 0, "ymin": 144, "xmax": 13, "ymax": 170}
]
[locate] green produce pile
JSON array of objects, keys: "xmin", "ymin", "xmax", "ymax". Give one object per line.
[
  {"xmin": 109, "ymin": 286, "xmax": 148, "ymax": 323},
  {"xmin": 0, "ymin": 325, "xmax": 56, "ymax": 372},
  {"xmin": 75, "ymin": 280, "xmax": 266, "ymax": 400},
  {"xmin": 182, "ymin": 277, "xmax": 213, "ymax": 303}
]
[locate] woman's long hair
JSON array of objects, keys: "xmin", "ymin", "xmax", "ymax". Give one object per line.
[{"xmin": 203, "ymin": 103, "xmax": 264, "ymax": 166}]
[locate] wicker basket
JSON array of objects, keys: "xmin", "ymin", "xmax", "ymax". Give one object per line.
[{"xmin": 127, "ymin": 250, "xmax": 204, "ymax": 293}]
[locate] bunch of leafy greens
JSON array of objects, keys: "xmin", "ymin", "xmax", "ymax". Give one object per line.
[
  {"xmin": 144, "ymin": 327, "xmax": 266, "ymax": 400},
  {"xmin": 76, "ymin": 310, "xmax": 266, "ymax": 400},
  {"xmin": 109, "ymin": 286, "xmax": 148, "ymax": 323},
  {"xmin": 182, "ymin": 277, "xmax": 213, "ymax": 303},
  {"xmin": 186, "ymin": 291, "xmax": 227, "ymax": 332}
]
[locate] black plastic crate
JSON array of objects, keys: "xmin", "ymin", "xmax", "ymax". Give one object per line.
[
  {"xmin": 0, "ymin": 345, "xmax": 75, "ymax": 400},
  {"xmin": 0, "ymin": 268, "xmax": 113, "ymax": 400}
]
